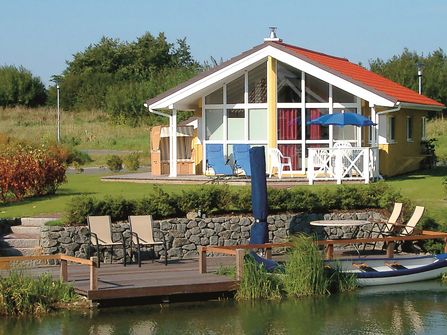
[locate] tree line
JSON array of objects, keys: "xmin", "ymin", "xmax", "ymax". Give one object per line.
[{"xmin": 1, "ymin": 34, "xmax": 446, "ymax": 126}]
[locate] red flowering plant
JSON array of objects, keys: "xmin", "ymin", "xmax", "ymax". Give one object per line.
[{"xmin": 0, "ymin": 143, "xmax": 67, "ymax": 202}]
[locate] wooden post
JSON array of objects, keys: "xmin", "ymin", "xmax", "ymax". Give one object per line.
[
  {"xmin": 60, "ymin": 259, "xmax": 68, "ymax": 282},
  {"xmin": 90, "ymin": 257, "xmax": 98, "ymax": 291},
  {"xmin": 386, "ymin": 241, "xmax": 395, "ymax": 258},
  {"xmin": 265, "ymin": 248, "xmax": 272, "ymax": 260},
  {"xmin": 326, "ymin": 244, "xmax": 334, "ymax": 260},
  {"xmin": 199, "ymin": 246, "xmax": 207, "ymax": 274},
  {"xmin": 236, "ymin": 249, "xmax": 245, "ymax": 281}
]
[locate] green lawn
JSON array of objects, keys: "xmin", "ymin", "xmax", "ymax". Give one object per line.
[
  {"xmin": 0, "ymin": 174, "xmax": 198, "ymax": 218},
  {"xmin": 1, "ymin": 168, "xmax": 446, "ymax": 228},
  {"xmin": 386, "ymin": 166, "xmax": 447, "ymax": 227}
]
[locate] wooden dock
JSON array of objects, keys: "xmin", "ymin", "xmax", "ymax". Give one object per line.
[{"xmin": 0, "ymin": 256, "xmax": 238, "ymax": 304}]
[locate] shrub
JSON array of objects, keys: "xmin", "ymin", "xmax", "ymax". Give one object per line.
[
  {"xmin": 106, "ymin": 155, "xmax": 123, "ymax": 172},
  {"xmin": 0, "ymin": 271, "xmax": 77, "ymax": 316},
  {"xmin": 63, "ymin": 184, "xmax": 406, "ymax": 225},
  {"xmin": 67, "ymin": 148, "xmax": 92, "ymax": 166},
  {"xmin": 0, "ymin": 143, "xmax": 66, "ymax": 202},
  {"xmin": 123, "ymin": 152, "xmax": 140, "ymax": 171},
  {"xmin": 442, "ymin": 177, "xmax": 447, "ymax": 199}
]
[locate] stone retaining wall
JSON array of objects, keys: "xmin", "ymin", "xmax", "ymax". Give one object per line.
[{"xmin": 40, "ymin": 211, "xmax": 384, "ymax": 262}]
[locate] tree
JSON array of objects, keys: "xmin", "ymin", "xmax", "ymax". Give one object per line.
[
  {"xmin": 369, "ymin": 48, "xmax": 447, "ymax": 107},
  {"xmin": 49, "ymin": 32, "xmax": 201, "ymax": 125},
  {"xmin": 0, "ymin": 65, "xmax": 47, "ymax": 107}
]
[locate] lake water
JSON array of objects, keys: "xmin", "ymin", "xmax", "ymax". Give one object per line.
[{"xmin": 1, "ymin": 280, "xmax": 447, "ymax": 335}]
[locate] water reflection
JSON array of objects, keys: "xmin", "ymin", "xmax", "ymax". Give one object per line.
[{"xmin": 1, "ymin": 281, "xmax": 447, "ymax": 335}]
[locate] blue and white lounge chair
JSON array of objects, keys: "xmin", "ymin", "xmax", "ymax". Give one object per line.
[
  {"xmin": 233, "ymin": 144, "xmax": 251, "ymax": 177},
  {"xmin": 206, "ymin": 144, "xmax": 233, "ymax": 175}
]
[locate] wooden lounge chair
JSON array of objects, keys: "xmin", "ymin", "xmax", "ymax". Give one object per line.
[
  {"xmin": 129, "ymin": 215, "xmax": 167, "ymax": 267},
  {"xmin": 87, "ymin": 215, "xmax": 127, "ymax": 268},
  {"xmin": 364, "ymin": 202, "xmax": 403, "ymax": 251},
  {"xmin": 392, "ymin": 206, "xmax": 425, "ymax": 251}
]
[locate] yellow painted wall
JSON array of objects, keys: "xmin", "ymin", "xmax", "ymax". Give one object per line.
[{"xmin": 379, "ymin": 109, "xmax": 428, "ymax": 177}]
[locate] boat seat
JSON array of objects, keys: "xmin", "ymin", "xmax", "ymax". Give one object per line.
[
  {"xmin": 384, "ymin": 262, "xmax": 407, "ymax": 270},
  {"xmin": 352, "ymin": 262, "xmax": 378, "ymax": 272}
]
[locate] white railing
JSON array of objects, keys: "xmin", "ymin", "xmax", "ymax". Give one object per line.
[{"xmin": 307, "ymin": 147, "xmax": 379, "ymax": 184}]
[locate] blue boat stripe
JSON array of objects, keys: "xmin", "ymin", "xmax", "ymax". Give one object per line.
[{"xmin": 356, "ymin": 259, "xmax": 447, "ymax": 279}]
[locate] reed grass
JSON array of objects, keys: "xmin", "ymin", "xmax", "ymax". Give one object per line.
[
  {"xmin": 236, "ymin": 235, "xmax": 357, "ymax": 301},
  {"xmin": 236, "ymin": 257, "xmax": 282, "ymax": 301},
  {"xmin": 0, "ymin": 270, "xmax": 78, "ymax": 316}
]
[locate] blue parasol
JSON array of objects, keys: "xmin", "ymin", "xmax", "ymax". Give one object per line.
[
  {"xmin": 306, "ymin": 111, "xmax": 376, "ymax": 127},
  {"xmin": 249, "ymin": 146, "xmax": 268, "ymax": 244}
]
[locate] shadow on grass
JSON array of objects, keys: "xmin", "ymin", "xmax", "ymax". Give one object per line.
[
  {"xmin": 387, "ymin": 166, "xmax": 447, "ymax": 182},
  {"xmin": 0, "ymin": 191, "xmax": 95, "ymax": 209}
]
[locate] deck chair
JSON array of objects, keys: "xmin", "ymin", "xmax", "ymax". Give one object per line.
[
  {"xmin": 268, "ymin": 148, "xmax": 292, "ymax": 179},
  {"xmin": 87, "ymin": 216, "xmax": 127, "ymax": 268},
  {"xmin": 233, "ymin": 144, "xmax": 251, "ymax": 177},
  {"xmin": 393, "ymin": 206, "xmax": 425, "ymax": 243},
  {"xmin": 129, "ymin": 215, "xmax": 167, "ymax": 267},
  {"xmin": 364, "ymin": 202, "xmax": 402, "ymax": 251},
  {"xmin": 205, "ymin": 144, "xmax": 233, "ymax": 175}
]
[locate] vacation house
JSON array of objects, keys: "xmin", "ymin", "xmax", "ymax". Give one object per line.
[{"xmin": 145, "ymin": 30, "xmax": 444, "ymax": 183}]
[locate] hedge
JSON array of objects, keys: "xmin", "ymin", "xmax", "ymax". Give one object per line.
[{"xmin": 64, "ymin": 182, "xmax": 406, "ymax": 225}]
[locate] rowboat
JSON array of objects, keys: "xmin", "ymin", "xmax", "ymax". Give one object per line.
[{"xmin": 328, "ymin": 254, "xmax": 447, "ymax": 287}]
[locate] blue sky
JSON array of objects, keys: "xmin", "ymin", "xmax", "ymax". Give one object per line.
[{"xmin": 1, "ymin": 0, "xmax": 445, "ymax": 85}]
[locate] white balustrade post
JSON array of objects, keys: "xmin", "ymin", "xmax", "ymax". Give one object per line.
[
  {"xmin": 308, "ymin": 149, "xmax": 314, "ymax": 185},
  {"xmin": 363, "ymin": 148, "xmax": 370, "ymax": 184}
]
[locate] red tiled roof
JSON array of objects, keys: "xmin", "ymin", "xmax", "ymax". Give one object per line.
[{"xmin": 276, "ymin": 41, "xmax": 444, "ymax": 108}]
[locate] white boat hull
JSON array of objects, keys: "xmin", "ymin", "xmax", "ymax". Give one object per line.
[{"xmin": 328, "ymin": 254, "xmax": 447, "ymax": 287}]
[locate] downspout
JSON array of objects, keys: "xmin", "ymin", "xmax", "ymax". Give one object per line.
[
  {"xmin": 146, "ymin": 104, "xmax": 177, "ymax": 177},
  {"xmin": 372, "ymin": 103, "xmax": 402, "ymax": 180}
]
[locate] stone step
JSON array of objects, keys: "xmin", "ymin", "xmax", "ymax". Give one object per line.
[
  {"xmin": 21, "ymin": 217, "xmax": 59, "ymax": 227},
  {"xmin": 10, "ymin": 226, "xmax": 41, "ymax": 236},
  {"xmin": 0, "ymin": 247, "xmax": 42, "ymax": 257},
  {"xmin": 0, "ymin": 235, "xmax": 40, "ymax": 248}
]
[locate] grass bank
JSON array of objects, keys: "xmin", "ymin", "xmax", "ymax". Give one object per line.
[
  {"xmin": 0, "ymin": 107, "xmax": 152, "ymax": 166},
  {"xmin": 0, "ymin": 271, "xmax": 81, "ymax": 316}
]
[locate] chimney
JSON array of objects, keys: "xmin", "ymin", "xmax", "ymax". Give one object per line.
[{"xmin": 264, "ymin": 27, "xmax": 282, "ymax": 42}]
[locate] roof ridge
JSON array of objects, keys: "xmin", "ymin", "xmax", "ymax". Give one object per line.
[{"xmin": 273, "ymin": 41, "xmax": 349, "ymax": 62}]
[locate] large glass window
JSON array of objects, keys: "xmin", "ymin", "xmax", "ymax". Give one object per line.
[
  {"xmin": 277, "ymin": 62, "xmax": 302, "ymax": 103},
  {"xmin": 227, "ymin": 109, "xmax": 245, "ymax": 140},
  {"xmin": 205, "ymin": 87, "xmax": 223, "ymax": 104},
  {"xmin": 421, "ymin": 116, "xmax": 427, "ymax": 140},
  {"xmin": 248, "ymin": 63, "xmax": 267, "ymax": 103},
  {"xmin": 305, "ymin": 74, "xmax": 329, "ymax": 103},
  {"xmin": 227, "ymin": 75, "xmax": 244, "ymax": 104},
  {"xmin": 332, "ymin": 86, "xmax": 356, "ymax": 103},
  {"xmin": 249, "ymin": 108, "xmax": 267, "ymax": 140},
  {"xmin": 305, "ymin": 108, "xmax": 329, "ymax": 140},
  {"xmin": 277, "ymin": 108, "xmax": 301, "ymax": 140},
  {"xmin": 205, "ymin": 109, "xmax": 223, "ymax": 140},
  {"xmin": 333, "ymin": 108, "xmax": 357, "ymax": 142}
]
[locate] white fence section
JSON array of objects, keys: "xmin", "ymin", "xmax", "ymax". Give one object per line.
[{"xmin": 307, "ymin": 147, "xmax": 380, "ymax": 184}]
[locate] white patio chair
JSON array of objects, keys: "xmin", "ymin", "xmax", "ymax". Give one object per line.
[{"xmin": 268, "ymin": 148, "xmax": 292, "ymax": 179}]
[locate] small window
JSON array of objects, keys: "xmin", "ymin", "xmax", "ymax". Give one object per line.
[
  {"xmin": 205, "ymin": 88, "xmax": 223, "ymax": 104},
  {"xmin": 248, "ymin": 63, "xmax": 267, "ymax": 103},
  {"xmin": 389, "ymin": 116, "xmax": 396, "ymax": 142},
  {"xmin": 227, "ymin": 75, "xmax": 245, "ymax": 104},
  {"xmin": 406, "ymin": 116, "xmax": 413, "ymax": 142},
  {"xmin": 227, "ymin": 109, "xmax": 245, "ymax": 140},
  {"xmin": 305, "ymin": 74, "xmax": 329, "ymax": 103},
  {"xmin": 421, "ymin": 116, "xmax": 427, "ymax": 140}
]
